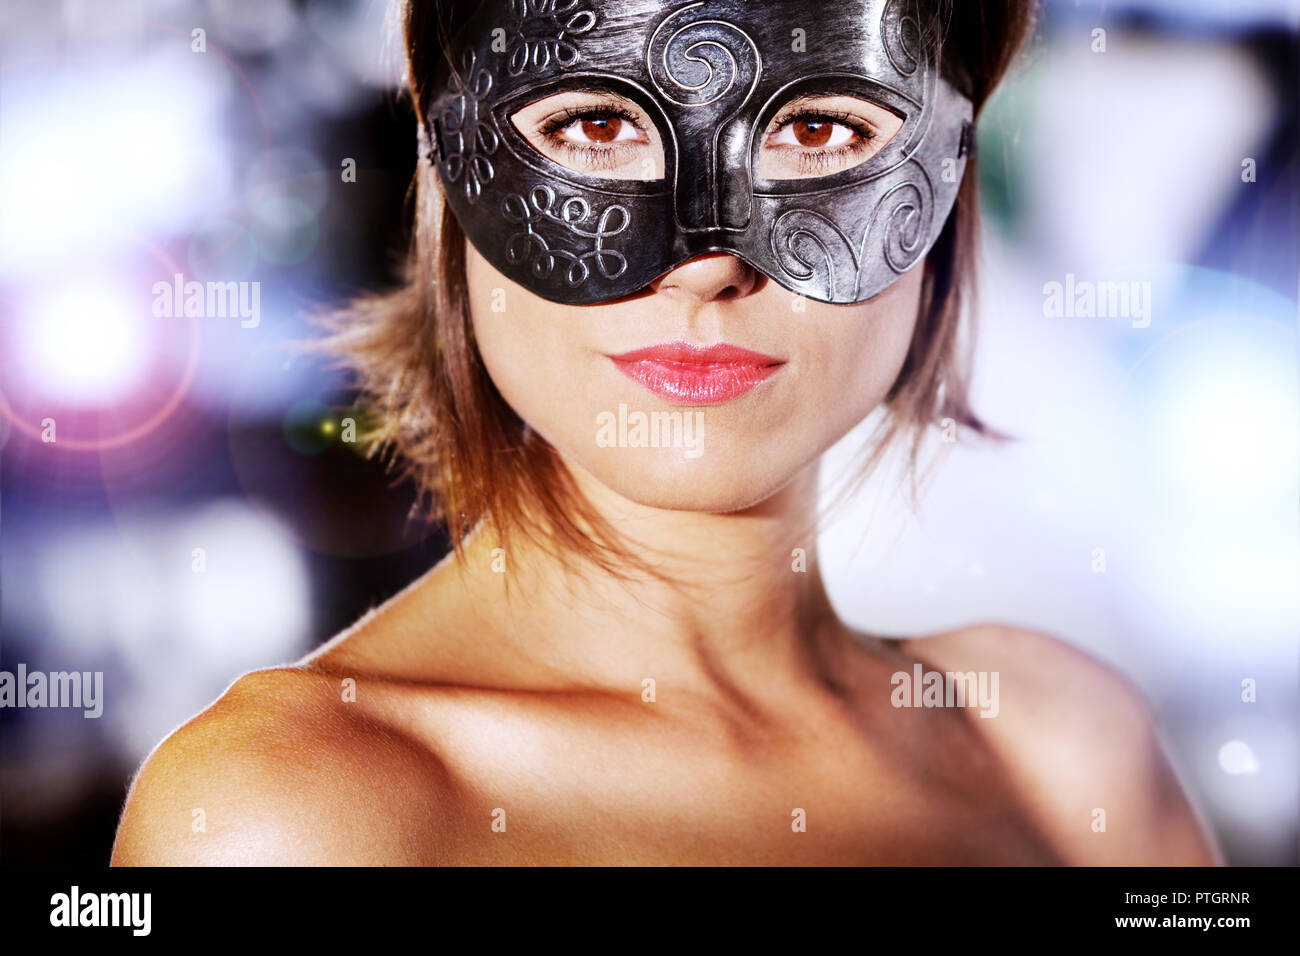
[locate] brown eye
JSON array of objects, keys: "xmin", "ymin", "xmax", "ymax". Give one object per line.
[
  {"xmin": 582, "ymin": 117, "xmax": 623, "ymax": 144},
  {"xmin": 760, "ymin": 95, "xmax": 904, "ymax": 180},
  {"xmin": 770, "ymin": 116, "xmax": 858, "ymax": 150},
  {"xmin": 791, "ymin": 119, "xmax": 833, "ymax": 147},
  {"xmin": 510, "ymin": 92, "xmax": 667, "ymax": 180}
]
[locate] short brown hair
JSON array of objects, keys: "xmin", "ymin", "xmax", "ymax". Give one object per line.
[{"xmin": 318, "ymin": 0, "xmax": 1037, "ymax": 575}]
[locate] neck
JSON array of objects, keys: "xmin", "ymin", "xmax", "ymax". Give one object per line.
[{"xmin": 451, "ymin": 456, "xmax": 860, "ymax": 705}]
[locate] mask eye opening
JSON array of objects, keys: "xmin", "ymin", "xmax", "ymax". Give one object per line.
[
  {"xmin": 757, "ymin": 92, "xmax": 907, "ymax": 182},
  {"xmin": 503, "ymin": 81, "xmax": 670, "ymax": 185},
  {"xmin": 750, "ymin": 75, "xmax": 923, "ymax": 187}
]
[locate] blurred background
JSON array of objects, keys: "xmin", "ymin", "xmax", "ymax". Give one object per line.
[{"xmin": 1, "ymin": 0, "xmax": 1296, "ymax": 866}]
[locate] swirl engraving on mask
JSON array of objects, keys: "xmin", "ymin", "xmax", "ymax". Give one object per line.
[
  {"xmin": 881, "ymin": 0, "xmax": 923, "ymax": 78},
  {"xmin": 861, "ymin": 166, "xmax": 935, "ymax": 281},
  {"xmin": 647, "ymin": 3, "xmax": 760, "ymax": 107},
  {"xmin": 770, "ymin": 209, "xmax": 860, "ymax": 302},
  {"xmin": 502, "ymin": 185, "xmax": 631, "ymax": 287},
  {"xmin": 439, "ymin": 51, "xmax": 499, "ymax": 204},
  {"xmin": 506, "ymin": 0, "xmax": 598, "ymax": 76}
]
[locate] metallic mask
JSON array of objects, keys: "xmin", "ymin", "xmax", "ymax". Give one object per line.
[{"xmin": 427, "ymin": 0, "xmax": 973, "ymax": 305}]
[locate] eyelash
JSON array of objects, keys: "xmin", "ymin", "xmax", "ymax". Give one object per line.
[
  {"xmin": 535, "ymin": 106, "xmax": 878, "ymax": 175},
  {"xmin": 768, "ymin": 109, "xmax": 878, "ymax": 175},
  {"xmin": 537, "ymin": 106, "xmax": 643, "ymax": 172}
]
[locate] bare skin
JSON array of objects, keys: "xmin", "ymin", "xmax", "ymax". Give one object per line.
[
  {"xmin": 111, "ymin": 477, "xmax": 1219, "ymax": 866},
  {"xmin": 113, "ymin": 91, "xmax": 1219, "ymax": 866}
]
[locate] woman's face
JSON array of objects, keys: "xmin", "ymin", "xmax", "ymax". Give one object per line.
[{"xmin": 463, "ymin": 88, "xmax": 925, "ymax": 514}]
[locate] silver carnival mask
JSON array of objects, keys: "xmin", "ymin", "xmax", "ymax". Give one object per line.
[{"xmin": 427, "ymin": 0, "xmax": 974, "ymax": 306}]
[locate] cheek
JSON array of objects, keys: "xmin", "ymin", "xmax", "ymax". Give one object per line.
[
  {"xmin": 465, "ymin": 245, "xmax": 596, "ymax": 446},
  {"xmin": 808, "ymin": 267, "xmax": 923, "ymax": 432}
]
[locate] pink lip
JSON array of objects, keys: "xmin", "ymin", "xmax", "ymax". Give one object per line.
[{"xmin": 608, "ymin": 341, "xmax": 785, "ymax": 405}]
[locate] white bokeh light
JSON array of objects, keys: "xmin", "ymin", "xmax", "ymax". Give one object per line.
[
  {"xmin": 1146, "ymin": 320, "xmax": 1299, "ymax": 499},
  {"xmin": 17, "ymin": 280, "xmax": 151, "ymax": 404},
  {"xmin": 0, "ymin": 46, "xmax": 234, "ymax": 279},
  {"xmin": 1218, "ymin": 740, "xmax": 1261, "ymax": 776}
]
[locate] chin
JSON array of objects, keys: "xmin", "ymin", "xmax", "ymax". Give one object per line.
[{"xmin": 573, "ymin": 444, "xmax": 802, "ymax": 514}]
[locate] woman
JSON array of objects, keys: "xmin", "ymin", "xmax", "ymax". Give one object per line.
[{"xmin": 112, "ymin": 0, "xmax": 1218, "ymax": 865}]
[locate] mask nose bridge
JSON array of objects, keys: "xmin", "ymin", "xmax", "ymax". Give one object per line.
[
  {"xmin": 668, "ymin": 103, "xmax": 756, "ymax": 233},
  {"xmin": 645, "ymin": 6, "xmax": 763, "ymax": 233}
]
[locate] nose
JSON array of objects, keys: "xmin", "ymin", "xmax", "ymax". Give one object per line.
[{"xmin": 651, "ymin": 253, "xmax": 759, "ymax": 303}]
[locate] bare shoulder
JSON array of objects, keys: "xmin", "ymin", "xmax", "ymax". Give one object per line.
[
  {"xmin": 898, "ymin": 623, "xmax": 1221, "ymax": 865},
  {"xmin": 111, "ymin": 552, "xmax": 534, "ymax": 867},
  {"xmin": 110, "ymin": 665, "xmax": 460, "ymax": 866}
]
